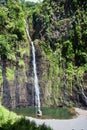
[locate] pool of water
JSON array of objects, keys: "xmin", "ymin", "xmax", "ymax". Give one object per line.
[{"xmin": 13, "ymin": 107, "xmax": 76, "ymax": 119}]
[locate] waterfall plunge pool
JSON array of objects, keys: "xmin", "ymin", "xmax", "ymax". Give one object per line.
[{"xmin": 13, "ymin": 107, "xmax": 76, "ymax": 119}]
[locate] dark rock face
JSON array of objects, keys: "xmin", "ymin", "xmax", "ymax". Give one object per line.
[
  {"xmin": 0, "ymin": 40, "xmax": 53, "ymax": 109},
  {"xmin": 1, "ymin": 40, "xmax": 87, "ymax": 109},
  {"xmin": 0, "ymin": 42, "xmax": 35, "ymax": 109},
  {"xmin": 1, "ymin": 56, "xmax": 11, "ymax": 109},
  {"xmin": 2, "ymin": 80, "xmax": 11, "ymax": 109}
]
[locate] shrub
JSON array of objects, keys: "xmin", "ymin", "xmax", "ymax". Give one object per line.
[{"xmin": 1, "ymin": 117, "xmax": 52, "ymax": 130}]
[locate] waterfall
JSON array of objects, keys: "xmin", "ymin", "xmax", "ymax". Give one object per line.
[
  {"xmin": 25, "ymin": 20, "xmax": 42, "ymax": 116},
  {"xmin": 31, "ymin": 41, "xmax": 41, "ymax": 111}
]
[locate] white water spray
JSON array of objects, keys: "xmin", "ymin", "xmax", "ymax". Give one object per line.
[
  {"xmin": 31, "ymin": 41, "xmax": 41, "ymax": 112},
  {"xmin": 25, "ymin": 20, "xmax": 42, "ymax": 116}
]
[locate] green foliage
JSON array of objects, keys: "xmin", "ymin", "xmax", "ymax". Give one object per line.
[
  {"xmin": 0, "ymin": 7, "xmax": 7, "ymax": 30},
  {"xmin": 14, "ymin": 19, "xmax": 26, "ymax": 40},
  {"xmin": 8, "ymin": 117, "xmax": 52, "ymax": 130},
  {"xmin": 0, "ymin": 105, "xmax": 17, "ymax": 126},
  {"xmin": 0, "ymin": 35, "xmax": 12, "ymax": 57},
  {"xmin": 62, "ymin": 40, "xmax": 74, "ymax": 61},
  {"xmin": 28, "ymin": 0, "xmax": 87, "ymax": 107},
  {"xmin": 83, "ymin": 64, "xmax": 87, "ymax": 72},
  {"xmin": 32, "ymin": 0, "xmax": 87, "ymax": 68},
  {"xmin": 70, "ymin": 9, "xmax": 87, "ymax": 66},
  {"xmin": 25, "ymin": 1, "xmax": 37, "ymax": 8},
  {"xmin": 0, "ymin": 0, "xmax": 26, "ymax": 58},
  {"xmin": 7, "ymin": 0, "xmax": 26, "ymax": 40}
]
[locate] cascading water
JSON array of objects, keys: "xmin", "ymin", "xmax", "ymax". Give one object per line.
[
  {"xmin": 25, "ymin": 20, "xmax": 42, "ymax": 116},
  {"xmin": 31, "ymin": 41, "xmax": 42, "ymax": 115}
]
